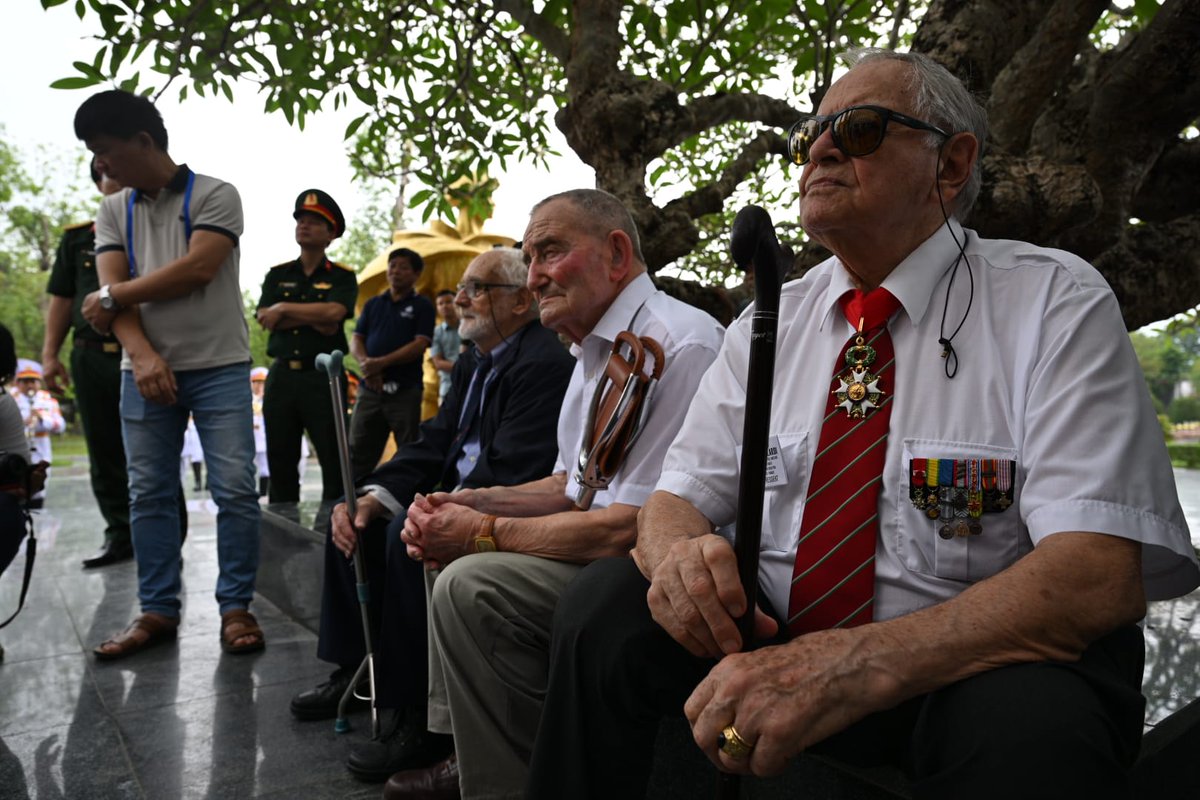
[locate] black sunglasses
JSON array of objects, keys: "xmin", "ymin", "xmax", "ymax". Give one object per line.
[
  {"xmin": 455, "ymin": 280, "xmax": 521, "ymax": 299},
  {"xmin": 786, "ymin": 105, "xmax": 951, "ymax": 166}
]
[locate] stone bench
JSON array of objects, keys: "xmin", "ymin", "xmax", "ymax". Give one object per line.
[{"xmin": 257, "ymin": 508, "xmax": 1200, "ymax": 799}]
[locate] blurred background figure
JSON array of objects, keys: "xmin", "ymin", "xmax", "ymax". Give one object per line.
[
  {"xmin": 43, "ymin": 162, "xmax": 137, "ymax": 567},
  {"xmin": 251, "ymin": 366, "xmax": 270, "ymax": 497},
  {"xmin": 181, "ymin": 414, "xmax": 204, "ymax": 493},
  {"xmin": 9, "ymin": 360, "xmax": 64, "ymax": 509},
  {"xmin": 429, "ymin": 289, "xmax": 461, "ymax": 407}
]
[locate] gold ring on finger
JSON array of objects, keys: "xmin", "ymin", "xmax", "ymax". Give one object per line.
[{"xmin": 717, "ymin": 724, "xmax": 753, "ymax": 759}]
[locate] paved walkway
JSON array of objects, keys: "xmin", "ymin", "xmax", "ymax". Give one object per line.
[
  {"xmin": 2, "ymin": 460, "xmax": 1199, "ymax": 798},
  {"xmin": 0, "ymin": 461, "xmax": 379, "ymax": 800}
]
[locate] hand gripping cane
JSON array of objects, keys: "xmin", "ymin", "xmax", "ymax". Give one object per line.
[
  {"xmin": 715, "ymin": 206, "xmax": 790, "ymax": 800},
  {"xmin": 315, "ymin": 351, "xmax": 379, "ymax": 738}
]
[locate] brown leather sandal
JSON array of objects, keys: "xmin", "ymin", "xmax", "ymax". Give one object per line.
[
  {"xmin": 220, "ymin": 609, "xmax": 265, "ymax": 655},
  {"xmin": 94, "ymin": 612, "xmax": 179, "ymax": 661}
]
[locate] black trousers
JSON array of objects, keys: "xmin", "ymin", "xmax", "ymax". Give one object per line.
[
  {"xmin": 527, "ymin": 557, "xmax": 1146, "ymax": 800},
  {"xmin": 315, "ymin": 511, "xmax": 427, "ymax": 709},
  {"xmin": 263, "ymin": 366, "xmax": 344, "ymax": 503}
]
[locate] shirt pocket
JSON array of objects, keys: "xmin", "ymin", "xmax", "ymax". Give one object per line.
[
  {"xmin": 895, "ymin": 438, "xmax": 1027, "ymax": 583},
  {"xmin": 759, "ymin": 431, "xmax": 810, "ymax": 553}
]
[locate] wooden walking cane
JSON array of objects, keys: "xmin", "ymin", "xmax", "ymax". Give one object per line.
[{"xmin": 715, "ymin": 206, "xmax": 790, "ymax": 800}]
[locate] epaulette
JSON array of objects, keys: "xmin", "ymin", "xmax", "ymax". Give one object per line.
[
  {"xmin": 329, "ymin": 260, "xmax": 355, "ymax": 273},
  {"xmin": 62, "ymin": 220, "xmax": 93, "ymax": 232}
]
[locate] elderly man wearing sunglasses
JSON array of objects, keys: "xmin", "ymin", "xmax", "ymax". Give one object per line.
[{"xmin": 527, "ymin": 48, "xmax": 1199, "ymax": 800}]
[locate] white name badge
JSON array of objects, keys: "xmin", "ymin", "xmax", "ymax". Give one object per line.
[{"xmin": 764, "ymin": 435, "xmax": 788, "ymax": 488}]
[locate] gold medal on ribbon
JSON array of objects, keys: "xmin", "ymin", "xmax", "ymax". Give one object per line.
[{"xmin": 833, "ymin": 334, "xmax": 885, "ymax": 418}]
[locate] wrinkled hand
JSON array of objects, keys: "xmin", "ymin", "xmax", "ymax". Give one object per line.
[
  {"xmin": 81, "ymin": 290, "xmax": 117, "ymax": 335},
  {"xmin": 130, "ymin": 349, "xmax": 177, "ymax": 405},
  {"xmin": 330, "ymin": 494, "xmax": 386, "ymax": 558},
  {"xmin": 402, "ymin": 492, "xmax": 480, "ymax": 569},
  {"xmin": 42, "ymin": 357, "xmax": 70, "ymax": 395},
  {"xmin": 256, "ymin": 304, "xmax": 286, "ymax": 331},
  {"xmin": 645, "ymin": 533, "xmax": 778, "ymax": 659},
  {"xmin": 686, "ymin": 628, "xmax": 883, "ymax": 777}
]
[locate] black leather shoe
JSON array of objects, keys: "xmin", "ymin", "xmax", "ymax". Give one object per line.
[
  {"xmin": 347, "ymin": 715, "xmax": 454, "ymax": 783},
  {"xmin": 81, "ymin": 540, "xmax": 134, "ymax": 569},
  {"xmin": 383, "ymin": 753, "xmax": 460, "ymax": 800},
  {"xmin": 290, "ymin": 666, "xmax": 367, "ymax": 721}
]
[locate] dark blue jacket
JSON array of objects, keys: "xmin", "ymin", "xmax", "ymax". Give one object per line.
[{"xmin": 365, "ymin": 319, "xmax": 572, "ymax": 500}]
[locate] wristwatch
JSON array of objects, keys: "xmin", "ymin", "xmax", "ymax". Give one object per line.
[
  {"xmin": 473, "ymin": 515, "xmax": 498, "ymax": 553},
  {"xmin": 99, "ymin": 284, "xmax": 121, "ymax": 312}
]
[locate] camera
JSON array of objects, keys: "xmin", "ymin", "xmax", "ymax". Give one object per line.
[{"xmin": 0, "ymin": 451, "xmax": 32, "ymax": 497}]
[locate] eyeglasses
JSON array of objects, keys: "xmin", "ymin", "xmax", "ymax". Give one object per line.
[
  {"xmin": 786, "ymin": 105, "xmax": 951, "ymax": 166},
  {"xmin": 455, "ymin": 280, "xmax": 521, "ymax": 299}
]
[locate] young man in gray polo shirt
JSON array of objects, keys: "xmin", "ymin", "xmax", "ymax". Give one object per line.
[{"xmin": 76, "ymin": 90, "xmax": 264, "ymax": 659}]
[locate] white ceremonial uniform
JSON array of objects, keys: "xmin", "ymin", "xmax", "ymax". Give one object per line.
[
  {"xmin": 11, "ymin": 388, "xmax": 65, "ymax": 467},
  {"xmin": 658, "ymin": 219, "xmax": 1200, "ymax": 622}
]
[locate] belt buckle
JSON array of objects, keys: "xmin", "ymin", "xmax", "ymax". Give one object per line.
[
  {"xmin": 288, "ymin": 360, "xmax": 303, "ymax": 370},
  {"xmin": 103, "ymin": 342, "xmax": 120, "ymax": 354}
]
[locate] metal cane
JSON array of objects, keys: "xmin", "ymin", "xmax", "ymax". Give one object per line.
[
  {"xmin": 315, "ymin": 350, "xmax": 379, "ymax": 738},
  {"xmin": 715, "ymin": 205, "xmax": 789, "ymax": 800}
]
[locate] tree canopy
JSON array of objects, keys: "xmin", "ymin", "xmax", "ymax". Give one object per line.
[{"xmin": 43, "ymin": 0, "xmax": 1200, "ymax": 328}]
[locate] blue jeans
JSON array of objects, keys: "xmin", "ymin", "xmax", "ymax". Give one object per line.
[{"xmin": 121, "ymin": 363, "xmax": 260, "ymax": 617}]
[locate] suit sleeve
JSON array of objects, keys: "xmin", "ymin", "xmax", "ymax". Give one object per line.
[
  {"xmin": 462, "ymin": 339, "xmax": 574, "ymax": 489},
  {"xmin": 363, "ymin": 354, "xmax": 474, "ymax": 503}
]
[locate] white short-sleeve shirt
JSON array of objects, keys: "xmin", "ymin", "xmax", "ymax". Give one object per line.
[
  {"xmin": 658, "ymin": 220, "xmax": 1200, "ymax": 621},
  {"xmin": 554, "ymin": 272, "xmax": 725, "ymax": 510}
]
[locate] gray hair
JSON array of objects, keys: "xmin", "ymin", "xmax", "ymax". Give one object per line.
[
  {"xmin": 531, "ymin": 188, "xmax": 647, "ymax": 264},
  {"xmin": 488, "ymin": 247, "xmax": 529, "ymax": 286},
  {"xmin": 846, "ymin": 48, "xmax": 989, "ymax": 220},
  {"xmin": 480, "ymin": 247, "xmax": 538, "ymax": 320}
]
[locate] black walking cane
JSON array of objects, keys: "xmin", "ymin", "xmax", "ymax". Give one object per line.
[
  {"xmin": 315, "ymin": 350, "xmax": 380, "ymax": 739},
  {"xmin": 715, "ymin": 206, "xmax": 790, "ymax": 800}
]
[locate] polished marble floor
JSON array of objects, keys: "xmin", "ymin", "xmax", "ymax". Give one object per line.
[
  {"xmin": 0, "ymin": 463, "xmax": 380, "ymax": 800},
  {"xmin": 2, "ymin": 460, "xmax": 1200, "ymax": 799}
]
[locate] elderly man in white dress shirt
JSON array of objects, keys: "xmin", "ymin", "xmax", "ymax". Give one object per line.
[
  {"xmin": 525, "ymin": 49, "xmax": 1200, "ymax": 800},
  {"xmin": 388, "ymin": 188, "xmax": 725, "ymax": 800}
]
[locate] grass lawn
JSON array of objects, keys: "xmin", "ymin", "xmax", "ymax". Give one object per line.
[{"xmin": 50, "ymin": 432, "xmax": 89, "ymax": 466}]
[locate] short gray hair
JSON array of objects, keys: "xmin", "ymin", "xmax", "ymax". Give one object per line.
[
  {"xmin": 846, "ymin": 48, "xmax": 989, "ymax": 220},
  {"xmin": 531, "ymin": 189, "xmax": 647, "ymax": 264},
  {"xmin": 486, "ymin": 247, "xmax": 528, "ymax": 286},
  {"xmin": 480, "ymin": 247, "xmax": 538, "ymax": 319}
]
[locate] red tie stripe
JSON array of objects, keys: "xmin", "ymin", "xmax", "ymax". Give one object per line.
[{"xmin": 787, "ymin": 289, "xmax": 900, "ymax": 636}]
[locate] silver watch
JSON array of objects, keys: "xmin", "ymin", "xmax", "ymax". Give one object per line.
[{"xmin": 99, "ymin": 284, "xmax": 121, "ymax": 312}]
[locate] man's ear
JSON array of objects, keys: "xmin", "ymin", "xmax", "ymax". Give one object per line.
[
  {"xmin": 935, "ymin": 131, "xmax": 978, "ymax": 207},
  {"xmin": 607, "ymin": 229, "xmax": 635, "ymax": 282}
]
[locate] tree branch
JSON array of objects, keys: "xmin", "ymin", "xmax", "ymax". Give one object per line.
[
  {"xmin": 1095, "ymin": 213, "xmax": 1200, "ymax": 330},
  {"xmin": 664, "ymin": 131, "xmax": 785, "ymax": 220},
  {"xmin": 988, "ymin": 0, "xmax": 1109, "ymax": 153},
  {"xmin": 913, "ymin": 0, "xmax": 1057, "ymax": 93},
  {"xmin": 491, "ymin": 0, "xmax": 571, "ymax": 62},
  {"xmin": 1133, "ymin": 139, "xmax": 1200, "ymax": 223}
]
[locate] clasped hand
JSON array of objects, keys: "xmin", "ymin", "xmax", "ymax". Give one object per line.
[{"xmin": 401, "ymin": 492, "xmax": 483, "ymax": 570}]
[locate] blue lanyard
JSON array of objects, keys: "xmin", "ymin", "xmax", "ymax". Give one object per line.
[{"xmin": 125, "ymin": 169, "xmax": 195, "ymax": 278}]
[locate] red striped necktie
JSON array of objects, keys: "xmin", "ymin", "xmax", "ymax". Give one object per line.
[{"xmin": 786, "ymin": 288, "xmax": 901, "ymax": 636}]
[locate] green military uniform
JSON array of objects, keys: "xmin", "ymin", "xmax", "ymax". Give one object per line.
[
  {"xmin": 46, "ymin": 221, "xmax": 131, "ymax": 547},
  {"xmin": 258, "ymin": 255, "xmax": 358, "ymax": 502}
]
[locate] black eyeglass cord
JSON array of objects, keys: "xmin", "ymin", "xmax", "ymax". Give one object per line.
[{"xmin": 933, "ymin": 150, "xmax": 974, "ymax": 380}]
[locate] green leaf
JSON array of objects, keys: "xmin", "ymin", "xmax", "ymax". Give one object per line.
[
  {"xmin": 49, "ymin": 76, "xmax": 100, "ymax": 90},
  {"xmin": 343, "ymin": 113, "xmax": 369, "ymax": 139}
]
